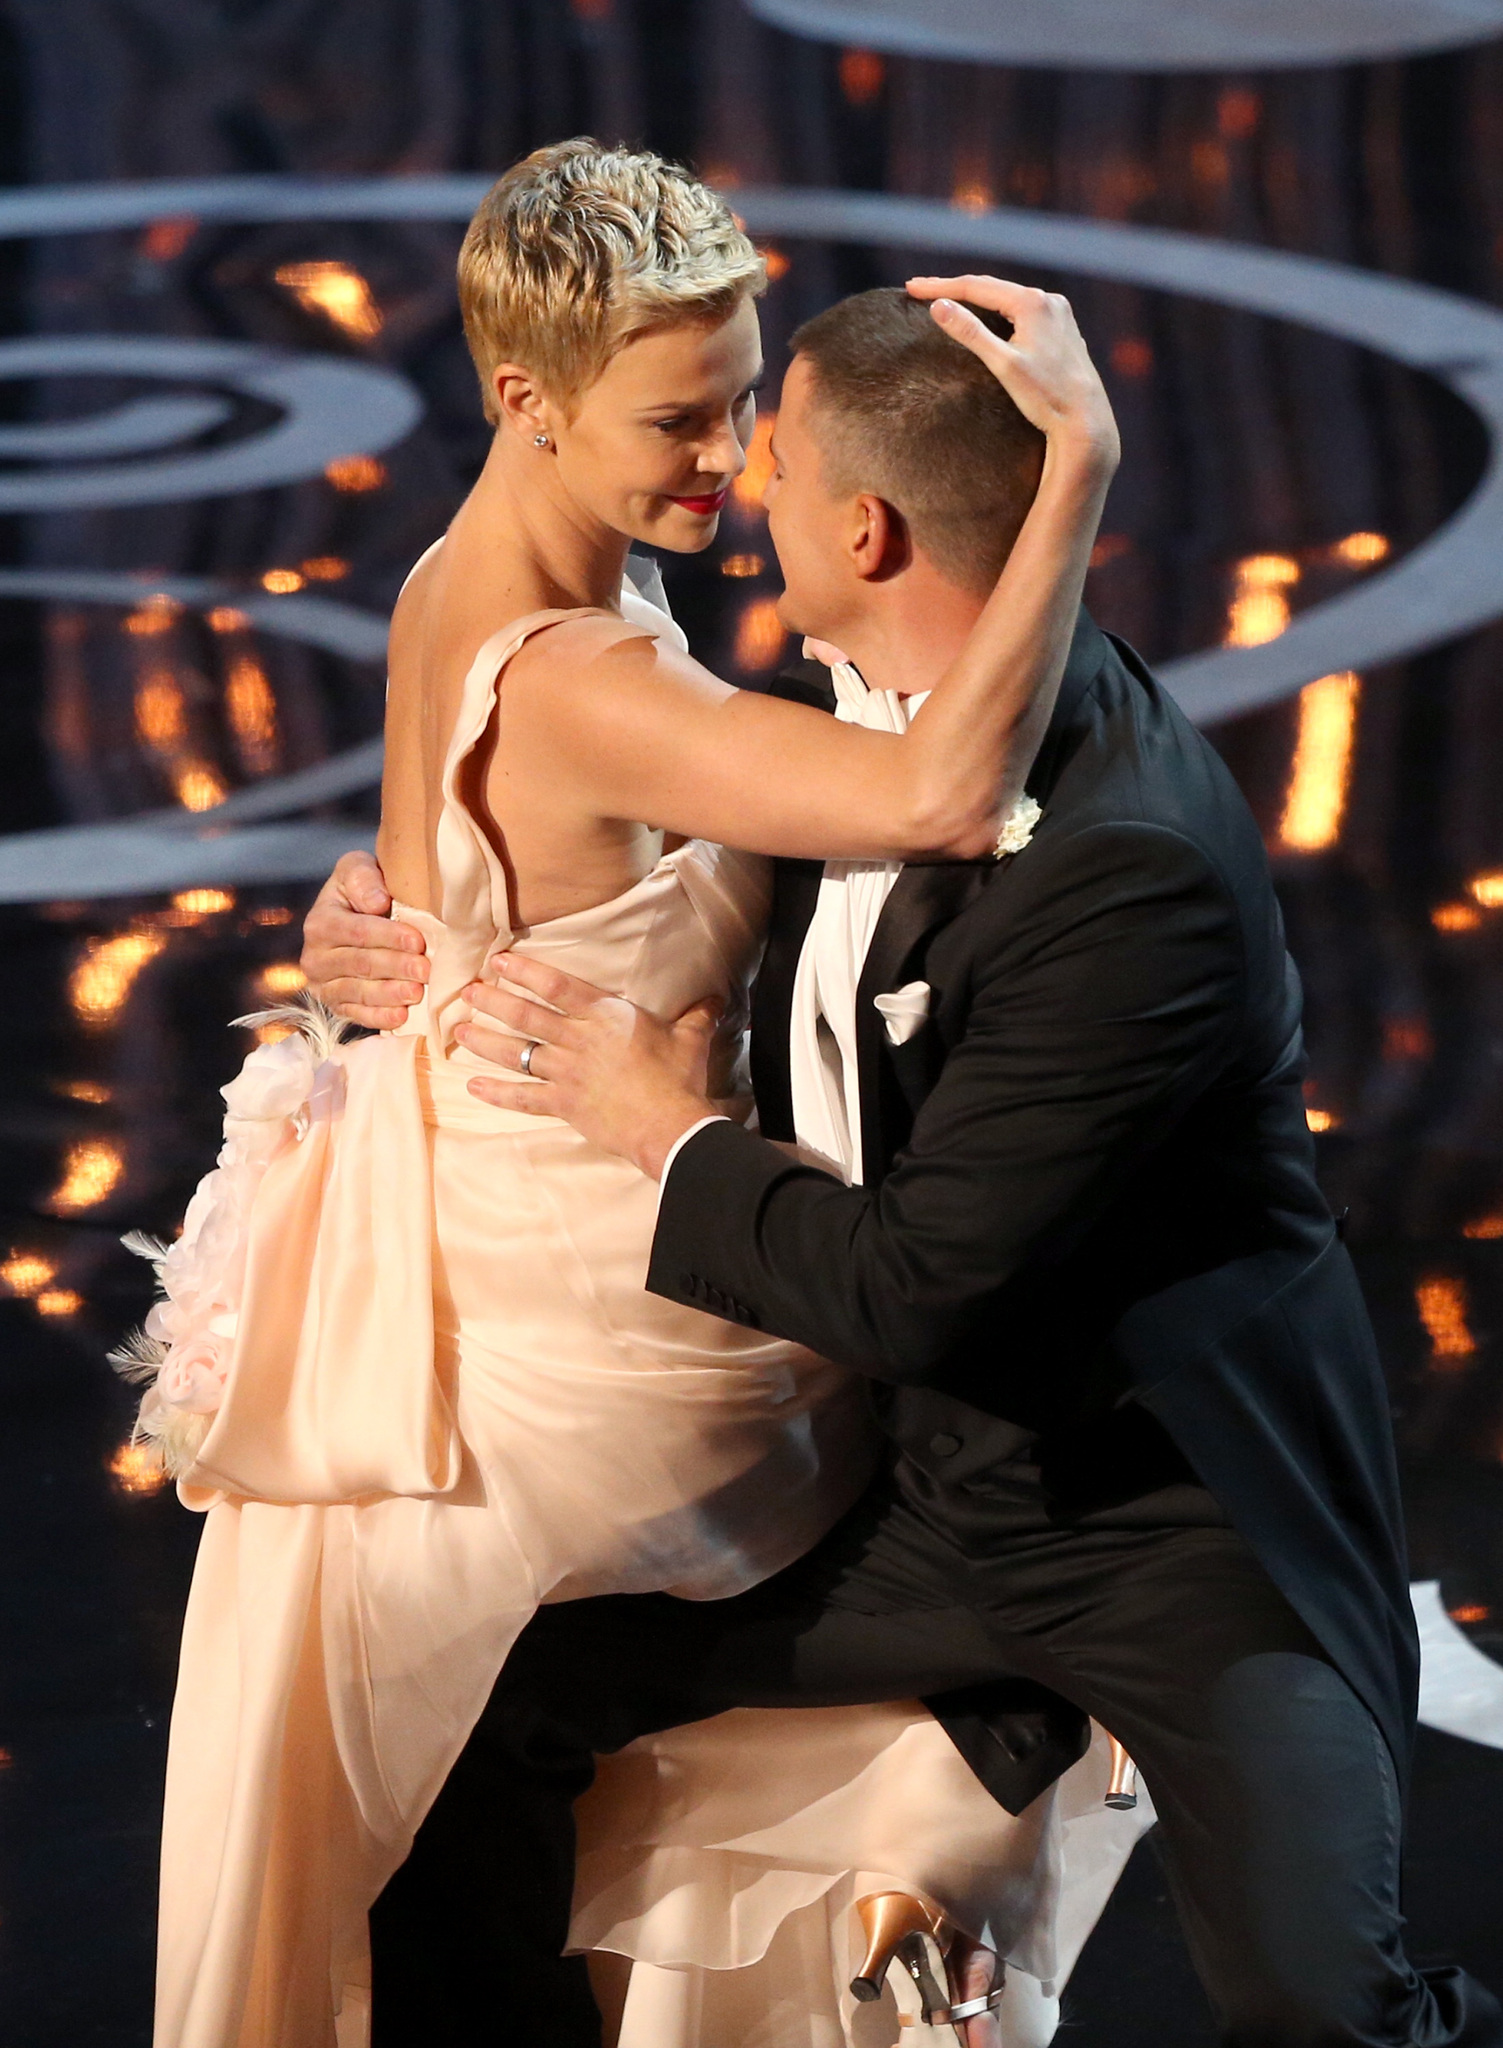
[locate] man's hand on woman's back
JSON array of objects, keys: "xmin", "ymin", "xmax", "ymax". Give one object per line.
[{"xmin": 300, "ymin": 851, "xmax": 429, "ymax": 1029}]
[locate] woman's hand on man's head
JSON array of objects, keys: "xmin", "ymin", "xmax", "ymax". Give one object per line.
[
  {"xmin": 905, "ymin": 274, "xmax": 1120, "ymax": 476},
  {"xmin": 299, "ymin": 850, "xmax": 429, "ymax": 1030}
]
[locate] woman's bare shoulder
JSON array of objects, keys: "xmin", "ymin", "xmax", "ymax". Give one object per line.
[
  {"xmin": 503, "ymin": 610, "xmax": 732, "ymax": 725},
  {"xmin": 386, "ymin": 545, "xmax": 445, "ymax": 664},
  {"xmin": 388, "ymin": 543, "xmax": 613, "ymax": 683}
]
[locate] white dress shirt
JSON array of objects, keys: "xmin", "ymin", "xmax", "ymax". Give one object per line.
[
  {"xmin": 661, "ymin": 664, "xmax": 929, "ymax": 1194},
  {"xmin": 787, "ymin": 665, "xmax": 930, "ymax": 1187}
]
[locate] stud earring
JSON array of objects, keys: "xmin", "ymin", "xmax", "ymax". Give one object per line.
[{"xmin": 533, "ymin": 432, "xmax": 550, "ymax": 448}]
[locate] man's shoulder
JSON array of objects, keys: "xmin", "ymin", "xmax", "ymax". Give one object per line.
[
  {"xmin": 759, "ymin": 658, "xmax": 838, "ymax": 715},
  {"xmin": 947, "ymin": 629, "xmax": 1282, "ymax": 976},
  {"xmin": 1056, "ymin": 630, "xmax": 1268, "ymax": 880}
]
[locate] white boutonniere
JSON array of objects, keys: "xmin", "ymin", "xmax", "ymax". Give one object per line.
[{"xmin": 994, "ymin": 795, "xmax": 1042, "ymax": 860}]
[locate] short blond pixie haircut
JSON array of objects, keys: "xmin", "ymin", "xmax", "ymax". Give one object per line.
[{"xmin": 458, "ymin": 138, "xmax": 766, "ymax": 420}]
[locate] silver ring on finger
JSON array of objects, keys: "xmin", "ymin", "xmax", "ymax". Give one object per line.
[{"xmin": 518, "ymin": 1039, "xmax": 539, "ymax": 1077}]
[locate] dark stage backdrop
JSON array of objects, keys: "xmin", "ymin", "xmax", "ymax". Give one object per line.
[{"xmin": 0, "ymin": 4, "xmax": 1501, "ymax": 2044}]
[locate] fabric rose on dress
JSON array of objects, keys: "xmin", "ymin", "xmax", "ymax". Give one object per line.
[
  {"xmin": 154, "ymin": 1325, "xmax": 233, "ymax": 1414},
  {"xmin": 110, "ymin": 998, "xmax": 351, "ymax": 1481},
  {"xmin": 222, "ymin": 1032, "xmax": 320, "ymax": 1157}
]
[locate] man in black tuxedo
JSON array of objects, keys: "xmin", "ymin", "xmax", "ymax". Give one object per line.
[{"xmin": 304, "ymin": 285, "xmax": 1500, "ymax": 2046}]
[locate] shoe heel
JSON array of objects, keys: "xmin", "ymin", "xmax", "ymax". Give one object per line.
[
  {"xmin": 1105, "ymin": 1733, "xmax": 1139, "ymax": 1809},
  {"xmin": 851, "ymin": 1892, "xmax": 951, "ymax": 2017}
]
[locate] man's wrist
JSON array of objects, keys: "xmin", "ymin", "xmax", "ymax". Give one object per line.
[{"xmin": 639, "ymin": 1098, "xmax": 720, "ymax": 1182}]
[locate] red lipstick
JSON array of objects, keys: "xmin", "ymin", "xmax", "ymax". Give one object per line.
[{"xmin": 670, "ymin": 488, "xmax": 729, "ymax": 515}]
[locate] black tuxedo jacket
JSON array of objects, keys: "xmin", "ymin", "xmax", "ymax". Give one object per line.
[{"xmin": 648, "ymin": 613, "xmax": 1419, "ymax": 1789}]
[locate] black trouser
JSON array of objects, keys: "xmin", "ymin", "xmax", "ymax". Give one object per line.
[{"xmin": 371, "ymin": 1484, "xmax": 1502, "ymax": 2048}]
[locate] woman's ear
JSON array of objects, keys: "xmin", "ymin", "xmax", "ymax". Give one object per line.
[
  {"xmin": 492, "ymin": 364, "xmax": 555, "ymax": 445},
  {"xmin": 850, "ymin": 494, "xmax": 910, "ymax": 583}
]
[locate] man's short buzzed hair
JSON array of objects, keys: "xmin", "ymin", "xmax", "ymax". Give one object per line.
[{"xmin": 791, "ymin": 287, "xmax": 1046, "ymax": 594}]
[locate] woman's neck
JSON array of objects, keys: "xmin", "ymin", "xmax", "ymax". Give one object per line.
[{"xmin": 450, "ymin": 430, "xmax": 632, "ymax": 614}]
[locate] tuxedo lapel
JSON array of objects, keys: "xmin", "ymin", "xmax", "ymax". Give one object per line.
[
  {"xmin": 854, "ymin": 860, "xmax": 994, "ymax": 1176},
  {"xmin": 749, "ymin": 660, "xmax": 839, "ymax": 1142},
  {"xmin": 850, "ymin": 610, "xmax": 1112, "ymax": 1176},
  {"xmin": 754, "ymin": 618, "xmax": 1110, "ymax": 1163},
  {"xmin": 749, "ymin": 858, "xmax": 823, "ymax": 1141}
]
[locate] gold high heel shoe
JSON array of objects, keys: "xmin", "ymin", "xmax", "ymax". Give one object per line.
[
  {"xmin": 1105, "ymin": 1732, "xmax": 1139, "ymax": 1809},
  {"xmin": 850, "ymin": 1892, "xmax": 1005, "ymax": 2034}
]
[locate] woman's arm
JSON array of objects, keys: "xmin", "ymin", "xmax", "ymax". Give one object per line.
[
  {"xmin": 509, "ymin": 278, "xmax": 1116, "ymax": 864},
  {"xmin": 462, "ymin": 823, "xmax": 1245, "ymax": 1383}
]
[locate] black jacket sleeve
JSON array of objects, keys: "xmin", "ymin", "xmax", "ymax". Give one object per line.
[{"xmin": 649, "ymin": 820, "xmax": 1246, "ymax": 1387}]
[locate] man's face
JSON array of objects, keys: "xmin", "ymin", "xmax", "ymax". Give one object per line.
[{"xmin": 763, "ymin": 356, "xmax": 867, "ymax": 642}]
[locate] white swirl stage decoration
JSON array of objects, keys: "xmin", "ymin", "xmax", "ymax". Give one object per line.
[
  {"xmin": 0, "ymin": 334, "xmax": 422, "ymax": 509},
  {"xmin": 0, "ymin": 568, "xmax": 384, "ymax": 899},
  {"xmin": 3, "ymin": 174, "xmax": 1503, "ymax": 892},
  {"xmin": 1412, "ymin": 1582, "xmax": 1503, "ymax": 1751},
  {"xmin": 0, "ymin": 392, "xmax": 231, "ymax": 460},
  {"xmin": 743, "ymin": 0, "xmax": 1503, "ymax": 71}
]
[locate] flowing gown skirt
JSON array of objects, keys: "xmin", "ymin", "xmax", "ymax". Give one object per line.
[
  {"xmin": 575, "ymin": 1716, "xmax": 1148, "ymax": 2048},
  {"xmin": 151, "ymin": 1029, "xmax": 1150, "ymax": 2048},
  {"xmin": 152, "ymin": 1029, "xmax": 876, "ymax": 2048}
]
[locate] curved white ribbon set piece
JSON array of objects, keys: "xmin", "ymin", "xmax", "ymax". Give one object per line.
[
  {"xmin": 742, "ymin": 0, "xmax": 1503, "ymax": 71},
  {"xmin": 3, "ymin": 171, "xmax": 1503, "ymax": 897}
]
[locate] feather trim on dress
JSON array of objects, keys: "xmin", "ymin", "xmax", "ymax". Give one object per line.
[{"xmin": 110, "ymin": 995, "xmax": 354, "ymax": 1479}]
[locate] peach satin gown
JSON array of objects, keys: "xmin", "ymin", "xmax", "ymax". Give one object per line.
[
  {"xmin": 151, "ymin": 584, "xmax": 873, "ymax": 2047},
  {"xmin": 146, "ymin": 576, "xmax": 1148, "ymax": 2048}
]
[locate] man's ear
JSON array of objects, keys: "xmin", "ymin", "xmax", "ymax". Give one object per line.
[
  {"xmin": 850, "ymin": 494, "xmax": 911, "ymax": 583},
  {"xmin": 492, "ymin": 363, "xmax": 556, "ymax": 444}
]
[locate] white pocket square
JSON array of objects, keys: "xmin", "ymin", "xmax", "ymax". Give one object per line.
[{"xmin": 873, "ymin": 980, "xmax": 931, "ymax": 1047}]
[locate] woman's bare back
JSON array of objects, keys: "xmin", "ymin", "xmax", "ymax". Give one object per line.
[{"xmin": 378, "ymin": 533, "xmax": 678, "ymax": 930}]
